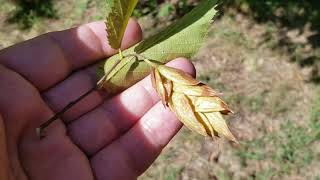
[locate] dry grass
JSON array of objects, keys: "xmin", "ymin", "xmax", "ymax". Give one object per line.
[{"xmin": 0, "ymin": 1, "xmax": 319, "ymax": 179}]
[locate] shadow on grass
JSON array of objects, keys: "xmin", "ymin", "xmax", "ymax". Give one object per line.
[
  {"xmin": 7, "ymin": 0, "xmax": 58, "ymax": 29},
  {"xmin": 134, "ymin": 0, "xmax": 197, "ymax": 18},
  {"xmin": 223, "ymin": 0, "xmax": 320, "ymax": 84},
  {"xmin": 137, "ymin": 0, "xmax": 320, "ymax": 84}
]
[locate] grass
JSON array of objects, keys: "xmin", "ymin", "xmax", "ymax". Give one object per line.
[
  {"xmin": 0, "ymin": 0, "xmax": 319, "ymax": 179},
  {"xmin": 310, "ymin": 91, "xmax": 320, "ymax": 125},
  {"xmin": 236, "ymin": 93, "xmax": 320, "ymax": 178},
  {"xmin": 238, "ymin": 122, "xmax": 314, "ymax": 176},
  {"xmin": 7, "ymin": 0, "xmax": 58, "ymax": 29}
]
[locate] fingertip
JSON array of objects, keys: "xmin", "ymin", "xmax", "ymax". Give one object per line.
[
  {"xmin": 84, "ymin": 21, "xmax": 109, "ymax": 54},
  {"xmin": 166, "ymin": 58, "xmax": 196, "ymax": 78},
  {"xmin": 139, "ymin": 103, "xmax": 183, "ymax": 149},
  {"xmin": 85, "ymin": 19, "xmax": 143, "ymax": 56},
  {"xmin": 121, "ymin": 18, "xmax": 143, "ymax": 49}
]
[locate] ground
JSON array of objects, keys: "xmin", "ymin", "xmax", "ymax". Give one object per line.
[{"xmin": 0, "ymin": 0, "xmax": 319, "ymax": 179}]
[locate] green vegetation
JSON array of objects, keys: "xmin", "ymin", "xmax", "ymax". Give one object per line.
[
  {"xmin": 237, "ymin": 93, "xmax": 320, "ymax": 178},
  {"xmin": 8, "ymin": 0, "xmax": 57, "ymax": 29},
  {"xmin": 133, "ymin": 0, "xmax": 196, "ymax": 18},
  {"xmin": 227, "ymin": 0, "xmax": 320, "ymax": 28},
  {"xmin": 226, "ymin": 0, "xmax": 320, "ymax": 83},
  {"xmin": 238, "ymin": 123, "xmax": 314, "ymax": 176}
]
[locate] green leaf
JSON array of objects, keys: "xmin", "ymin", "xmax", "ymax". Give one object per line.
[
  {"xmin": 105, "ymin": 0, "xmax": 138, "ymax": 49},
  {"xmin": 100, "ymin": 0, "xmax": 218, "ymax": 93}
]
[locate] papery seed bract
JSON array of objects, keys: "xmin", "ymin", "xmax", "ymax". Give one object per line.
[
  {"xmin": 151, "ymin": 68, "xmax": 157, "ymax": 89},
  {"xmin": 154, "ymin": 69, "xmax": 168, "ymax": 106},
  {"xmin": 204, "ymin": 112, "xmax": 237, "ymax": 142},
  {"xmin": 169, "ymin": 92, "xmax": 208, "ymax": 136},
  {"xmin": 173, "ymin": 83, "xmax": 218, "ymax": 97},
  {"xmin": 158, "ymin": 65, "xmax": 199, "ymax": 85},
  {"xmin": 193, "ymin": 96, "xmax": 232, "ymax": 114},
  {"xmin": 163, "ymin": 79, "xmax": 173, "ymax": 99},
  {"xmin": 197, "ymin": 112, "xmax": 216, "ymax": 137},
  {"xmin": 152, "ymin": 65, "xmax": 237, "ymax": 143}
]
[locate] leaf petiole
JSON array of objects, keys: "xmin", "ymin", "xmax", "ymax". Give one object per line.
[
  {"xmin": 118, "ymin": 49, "xmax": 124, "ymax": 59},
  {"xmin": 143, "ymin": 58, "xmax": 159, "ymax": 68},
  {"xmin": 123, "ymin": 53, "xmax": 162, "ymax": 68}
]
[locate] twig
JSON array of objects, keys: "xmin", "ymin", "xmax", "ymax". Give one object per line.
[
  {"xmin": 37, "ymin": 53, "xmax": 124, "ymax": 138},
  {"xmin": 36, "ymin": 86, "xmax": 97, "ymax": 138}
]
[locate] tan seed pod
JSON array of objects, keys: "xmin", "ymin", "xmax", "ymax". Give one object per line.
[
  {"xmin": 169, "ymin": 92, "xmax": 208, "ymax": 136},
  {"xmin": 197, "ymin": 112, "xmax": 217, "ymax": 136},
  {"xmin": 173, "ymin": 83, "xmax": 218, "ymax": 97},
  {"xmin": 157, "ymin": 65, "xmax": 199, "ymax": 85},
  {"xmin": 203, "ymin": 112, "xmax": 237, "ymax": 143},
  {"xmin": 163, "ymin": 79, "xmax": 173, "ymax": 99},
  {"xmin": 154, "ymin": 69, "xmax": 168, "ymax": 106},
  {"xmin": 151, "ymin": 65, "xmax": 237, "ymax": 143},
  {"xmin": 192, "ymin": 96, "xmax": 232, "ymax": 114}
]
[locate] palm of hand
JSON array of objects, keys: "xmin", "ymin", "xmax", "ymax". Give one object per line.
[{"xmin": 0, "ymin": 20, "xmax": 195, "ymax": 180}]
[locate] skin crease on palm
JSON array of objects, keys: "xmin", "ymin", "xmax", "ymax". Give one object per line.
[{"xmin": 0, "ymin": 19, "xmax": 196, "ymax": 180}]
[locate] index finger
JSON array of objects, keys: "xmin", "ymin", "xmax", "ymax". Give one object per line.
[{"xmin": 0, "ymin": 19, "xmax": 142, "ymax": 91}]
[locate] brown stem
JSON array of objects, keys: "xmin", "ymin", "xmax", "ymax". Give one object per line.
[
  {"xmin": 37, "ymin": 53, "xmax": 124, "ymax": 138},
  {"xmin": 36, "ymin": 86, "xmax": 97, "ymax": 138}
]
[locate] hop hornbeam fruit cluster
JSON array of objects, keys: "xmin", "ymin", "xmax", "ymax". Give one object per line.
[
  {"xmin": 36, "ymin": 0, "xmax": 236, "ymax": 142},
  {"xmin": 151, "ymin": 64, "xmax": 237, "ymax": 143}
]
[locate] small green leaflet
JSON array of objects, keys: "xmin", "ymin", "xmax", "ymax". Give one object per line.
[
  {"xmin": 105, "ymin": 0, "xmax": 138, "ymax": 49},
  {"xmin": 135, "ymin": 0, "xmax": 218, "ymax": 61},
  {"xmin": 100, "ymin": 0, "xmax": 218, "ymax": 93}
]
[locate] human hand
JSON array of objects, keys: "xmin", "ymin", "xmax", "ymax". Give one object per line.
[{"xmin": 0, "ymin": 19, "xmax": 195, "ymax": 180}]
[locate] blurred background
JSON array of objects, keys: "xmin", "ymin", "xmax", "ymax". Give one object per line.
[{"xmin": 0, "ymin": 0, "xmax": 319, "ymax": 179}]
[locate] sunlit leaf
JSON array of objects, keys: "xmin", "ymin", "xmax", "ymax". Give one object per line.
[
  {"xmin": 105, "ymin": 0, "xmax": 138, "ymax": 49},
  {"xmin": 135, "ymin": 0, "xmax": 218, "ymax": 60}
]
